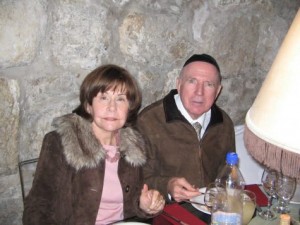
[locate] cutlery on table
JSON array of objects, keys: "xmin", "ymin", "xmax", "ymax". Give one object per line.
[
  {"xmin": 162, "ymin": 211, "xmax": 190, "ymax": 225},
  {"xmin": 183, "ymin": 200, "xmax": 207, "ymax": 206}
]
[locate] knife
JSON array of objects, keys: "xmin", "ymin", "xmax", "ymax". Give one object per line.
[
  {"xmin": 162, "ymin": 211, "xmax": 190, "ymax": 225},
  {"xmin": 184, "ymin": 200, "xmax": 207, "ymax": 206}
]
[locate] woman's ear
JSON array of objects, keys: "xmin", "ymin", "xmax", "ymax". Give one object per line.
[{"xmin": 86, "ymin": 104, "xmax": 91, "ymax": 114}]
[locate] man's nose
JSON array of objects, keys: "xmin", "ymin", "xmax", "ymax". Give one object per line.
[{"xmin": 195, "ymin": 82, "xmax": 204, "ymax": 95}]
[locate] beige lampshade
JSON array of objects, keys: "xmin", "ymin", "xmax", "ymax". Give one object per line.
[{"xmin": 244, "ymin": 9, "xmax": 300, "ymax": 179}]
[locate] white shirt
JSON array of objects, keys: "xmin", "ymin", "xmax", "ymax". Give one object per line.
[{"xmin": 174, "ymin": 94, "xmax": 211, "ymax": 138}]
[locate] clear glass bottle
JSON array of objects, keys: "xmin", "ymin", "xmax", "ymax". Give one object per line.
[
  {"xmin": 215, "ymin": 152, "xmax": 245, "ymax": 190},
  {"xmin": 212, "ymin": 152, "xmax": 245, "ymax": 225}
]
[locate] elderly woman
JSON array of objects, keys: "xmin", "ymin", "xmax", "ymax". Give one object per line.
[{"xmin": 23, "ymin": 64, "xmax": 165, "ymax": 225}]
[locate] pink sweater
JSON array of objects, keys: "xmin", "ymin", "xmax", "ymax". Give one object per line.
[{"xmin": 95, "ymin": 145, "xmax": 123, "ymax": 224}]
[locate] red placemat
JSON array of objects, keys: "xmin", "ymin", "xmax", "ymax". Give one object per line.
[
  {"xmin": 153, "ymin": 203, "xmax": 206, "ymax": 225},
  {"xmin": 245, "ymin": 184, "xmax": 268, "ymax": 207}
]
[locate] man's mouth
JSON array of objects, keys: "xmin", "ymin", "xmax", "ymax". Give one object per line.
[
  {"xmin": 104, "ymin": 117, "xmax": 117, "ymax": 121},
  {"xmin": 192, "ymin": 100, "xmax": 203, "ymax": 104}
]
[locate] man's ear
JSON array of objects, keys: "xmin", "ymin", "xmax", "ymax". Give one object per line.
[
  {"xmin": 176, "ymin": 77, "xmax": 181, "ymax": 92},
  {"xmin": 215, "ymin": 85, "xmax": 223, "ymax": 100}
]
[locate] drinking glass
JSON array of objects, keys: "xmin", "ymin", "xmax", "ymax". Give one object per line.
[
  {"xmin": 204, "ymin": 182, "xmax": 226, "ymax": 213},
  {"xmin": 274, "ymin": 173, "xmax": 296, "ymax": 213},
  {"xmin": 209, "ymin": 183, "xmax": 244, "ymax": 225},
  {"xmin": 242, "ymin": 190, "xmax": 256, "ymax": 225},
  {"xmin": 260, "ymin": 168, "xmax": 278, "ymax": 220}
]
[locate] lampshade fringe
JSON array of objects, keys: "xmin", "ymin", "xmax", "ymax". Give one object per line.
[{"xmin": 244, "ymin": 125, "xmax": 300, "ymax": 179}]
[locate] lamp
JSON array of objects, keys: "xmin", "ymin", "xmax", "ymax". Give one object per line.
[{"xmin": 244, "ymin": 9, "xmax": 300, "ymax": 179}]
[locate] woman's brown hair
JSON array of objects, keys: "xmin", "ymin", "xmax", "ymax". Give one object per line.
[{"xmin": 73, "ymin": 64, "xmax": 141, "ymax": 126}]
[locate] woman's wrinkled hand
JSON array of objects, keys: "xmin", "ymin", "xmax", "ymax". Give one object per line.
[{"xmin": 139, "ymin": 184, "xmax": 165, "ymax": 214}]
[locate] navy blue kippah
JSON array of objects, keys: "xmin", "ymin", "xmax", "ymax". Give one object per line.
[{"xmin": 183, "ymin": 54, "xmax": 220, "ymax": 73}]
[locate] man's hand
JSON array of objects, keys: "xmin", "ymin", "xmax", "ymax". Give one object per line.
[{"xmin": 167, "ymin": 177, "xmax": 201, "ymax": 202}]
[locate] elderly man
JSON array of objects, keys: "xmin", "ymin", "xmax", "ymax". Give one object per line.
[{"xmin": 137, "ymin": 54, "xmax": 235, "ymax": 202}]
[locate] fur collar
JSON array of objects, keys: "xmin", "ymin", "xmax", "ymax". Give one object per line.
[{"xmin": 52, "ymin": 114, "xmax": 146, "ymax": 171}]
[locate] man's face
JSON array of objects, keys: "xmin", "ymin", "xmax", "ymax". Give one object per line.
[{"xmin": 176, "ymin": 61, "xmax": 222, "ymax": 119}]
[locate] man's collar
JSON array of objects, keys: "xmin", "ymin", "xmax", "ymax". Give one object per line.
[
  {"xmin": 163, "ymin": 89, "xmax": 223, "ymax": 128},
  {"xmin": 163, "ymin": 90, "xmax": 187, "ymax": 123},
  {"xmin": 174, "ymin": 93, "xmax": 208, "ymax": 125}
]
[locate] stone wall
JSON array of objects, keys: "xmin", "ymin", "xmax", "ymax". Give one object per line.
[{"xmin": 0, "ymin": 0, "xmax": 299, "ymax": 224}]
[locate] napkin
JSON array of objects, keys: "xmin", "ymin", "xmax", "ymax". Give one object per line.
[
  {"xmin": 153, "ymin": 203, "xmax": 206, "ymax": 225},
  {"xmin": 245, "ymin": 184, "xmax": 268, "ymax": 207}
]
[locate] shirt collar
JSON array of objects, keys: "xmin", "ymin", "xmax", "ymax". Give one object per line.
[{"xmin": 174, "ymin": 94, "xmax": 211, "ymax": 132}]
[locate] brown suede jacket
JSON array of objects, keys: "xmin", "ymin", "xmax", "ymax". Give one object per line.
[
  {"xmin": 23, "ymin": 113, "xmax": 149, "ymax": 225},
  {"xmin": 137, "ymin": 89, "xmax": 236, "ymax": 198}
]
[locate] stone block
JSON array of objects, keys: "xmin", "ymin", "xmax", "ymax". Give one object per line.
[{"xmin": 0, "ymin": 78, "xmax": 20, "ymax": 175}]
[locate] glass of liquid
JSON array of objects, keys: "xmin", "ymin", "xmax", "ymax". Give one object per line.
[{"xmin": 241, "ymin": 190, "xmax": 256, "ymax": 225}]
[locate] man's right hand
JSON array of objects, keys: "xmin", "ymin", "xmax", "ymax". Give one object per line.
[{"xmin": 167, "ymin": 177, "xmax": 202, "ymax": 202}]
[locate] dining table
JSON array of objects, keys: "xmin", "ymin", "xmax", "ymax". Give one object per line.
[
  {"xmin": 150, "ymin": 184, "xmax": 300, "ymax": 225},
  {"xmin": 150, "ymin": 201, "xmax": 300, "ymax": 225},
  {"xmin": 152, "ymin": 202, "xmax": 208, "ymax": 225},
  {"xmin": 122, "ymin": 184, "xmax": 300, "ymax": 224},
  {"xmin": 248, "ymin": 203, "xmax": 300, "ymax": 225}
]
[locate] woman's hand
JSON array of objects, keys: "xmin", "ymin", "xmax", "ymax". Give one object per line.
[{"xmin": 139, "ymin": 184, "xmax": 165, "ymax": 214}]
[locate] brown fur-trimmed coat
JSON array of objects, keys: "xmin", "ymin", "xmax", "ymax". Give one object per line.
[{"xmin": 23, "ymin": 113, "xmax": 149, "ymax": 225}]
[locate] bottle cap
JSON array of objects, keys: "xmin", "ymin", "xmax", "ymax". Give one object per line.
[
  {"xmin": 226, "ymin": 152, "xmax": 238, "ymax": 165},
  {"xmin": 280, "ymin": 214, "xmax": 291, "ymax": 221},
  {"xmin": 280, "ymin": 214, "xmax": 291, "ymax": 225}
]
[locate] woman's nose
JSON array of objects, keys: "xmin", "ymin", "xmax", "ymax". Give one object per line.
[{"xmin": 107, "ymin": 100, "xmax": 116, "ymax": 111}]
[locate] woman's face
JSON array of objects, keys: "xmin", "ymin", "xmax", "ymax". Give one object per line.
[{"xmin": 87, "ymin": 88, "xmax": 129, "ymax": 134}]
